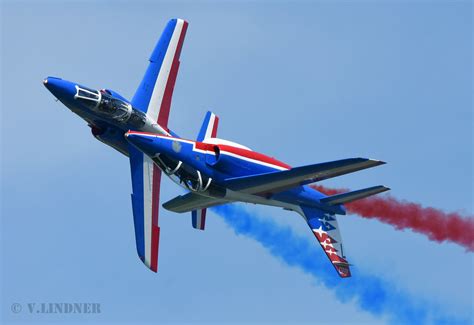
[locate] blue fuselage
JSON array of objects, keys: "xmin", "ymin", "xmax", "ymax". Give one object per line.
[
  {"xmin": 44, "ymin": 77, "xmax": 341, "ymax": 215},
  {"xmin": 125, "ymin": 133, "xmax": 340, "ymax": 213}
]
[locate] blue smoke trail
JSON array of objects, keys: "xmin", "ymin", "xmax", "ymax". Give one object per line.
[{"xmin": 211, "ymin": 204, "xmax": 467, "ymax": 325}]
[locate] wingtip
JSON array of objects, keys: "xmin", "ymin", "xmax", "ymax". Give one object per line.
[
  {"xmin": 369, "ymin": 159, "xmax": 386, "ymax": 165},
  {"xmin": 138, "ymin": 255, "xmax": 158, "ymax": 273},
  {"xmin": 356, "ymin": 158, "xmax": 387, "ymax": 166},
  {"xmin": 373, "ymin": 185, "xmax": 391, "ymax": 193}
]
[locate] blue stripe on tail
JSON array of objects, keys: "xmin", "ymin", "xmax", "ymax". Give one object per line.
[{"xmin": 197, "ymin": 111, "xmax": 213, "ymax": 142}]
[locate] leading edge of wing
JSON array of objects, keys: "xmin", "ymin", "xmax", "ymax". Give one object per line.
[
  {"xmin": 224, "ymin": 158, "xmax": 385, "ymax": 195},
  {"xmin": 163, "ymin": 192, "xmax": 230, "ymax": 213},
  {"xmin": 129, "ymin": 146, "xmax": 162, "ymax": 272},
  {"xmin": 131, "ymin": 18, "xmax": 188, "ymax": 127}
]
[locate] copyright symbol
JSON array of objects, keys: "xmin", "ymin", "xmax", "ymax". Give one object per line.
[{"xmin": 11, "ymin": 303, "xmax": 22, "ymax": 313}]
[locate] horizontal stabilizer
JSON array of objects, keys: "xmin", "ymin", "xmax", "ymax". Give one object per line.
[
  {"xmin": 321, "ymin": 185, "xmax": 390, "ymax": 206},
  {"xmin": 225, "ymin": 158, "xmax": 385, "ymax": 196}
]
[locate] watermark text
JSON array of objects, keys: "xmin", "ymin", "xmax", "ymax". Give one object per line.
[{"xmin": 11, "ymin": 302, "xmax": 101, "ymax": 314}]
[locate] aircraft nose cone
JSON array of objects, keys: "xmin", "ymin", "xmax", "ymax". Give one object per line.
[
  {"xmin": 43, "ymin": 76, "xmax": 62, "ymax": 94},
  {"xmin": 43, "ymin": 77, "xmax": 77, "ymax": 104}
]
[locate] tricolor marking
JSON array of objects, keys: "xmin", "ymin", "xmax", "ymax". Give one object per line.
[
  {"xmin": 147, "ymin": 19, "xmax": 188, "ymax": 126},
  {"xmin": 192, "ymin": 209, "xmax": 206, "ymax": 230},
  {"xmin": 126, "ymin": 131, "xmax": 291, "ymax": 171},
  {"xmin": 204, "ymin": 113, "xmax": 219, "ymax": 139}
]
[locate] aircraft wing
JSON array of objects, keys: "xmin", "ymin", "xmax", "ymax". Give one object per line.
[
  {"xmin": 127, "ymin": 19, "xmax": 188, "ymax": 272},
  {"xmin": 163, "ymin": 192, "xmax": 230, "ymax": 213},
  {"xmin": 129, "ymin": 146, "xmax": 162, "ymax": 272},
  {"xmin": 131, "ymin": 18, "xmax": 188, "ymax": 128},
  {"xmin": 224, "ymin": 158, "xmax": 385, "ymax": 196}
]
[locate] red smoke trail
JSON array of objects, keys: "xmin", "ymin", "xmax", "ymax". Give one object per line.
[{"xmin": 312, "ymin": 185, "xmax": 474, "ymax": 251}]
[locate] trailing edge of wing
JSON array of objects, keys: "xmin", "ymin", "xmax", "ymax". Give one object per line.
[
  {"xmin": 224, "ymin": 158, "xmax": 385, "ymax": 195},
  {"xmin": 163, "ymin": 192, "xmax": 230, "ymax": 213},
  {"xmin": 320, "ymin": 185, "xmax": 390, "ymax": 206}
]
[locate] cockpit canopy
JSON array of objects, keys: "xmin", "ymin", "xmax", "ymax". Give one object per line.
[
  {"xmin": 98, "ymin": 90, "xmax": 132, "ymax": 122},
  {"xmin": 74, "ymin": 85, "xmax": 146, "ymax": 128},
  {"xmin": 74, "ymin": 85, "xmax": 100, "ymax": 108}
]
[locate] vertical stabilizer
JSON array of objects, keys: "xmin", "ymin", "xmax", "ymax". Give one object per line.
[{"xmin": 197, "ymin": 111, "xmax": 219, "ymax": 142}]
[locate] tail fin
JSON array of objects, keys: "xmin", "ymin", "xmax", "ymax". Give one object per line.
[
  {"xmin": 191, "ymin": 108, "xmax": 215, "ymax": 229},
  {"xmin": 197, "ymin": 111, "xmax": 219, "ymax": 142},
  {"xmin": 321, "ymin": 185, "xmax": 390, "ymax": 206}
]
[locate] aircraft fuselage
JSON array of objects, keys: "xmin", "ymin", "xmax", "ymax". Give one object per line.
[{"xmin": 43, "ymin": 76, "xmax": 339, "ymax": 216}]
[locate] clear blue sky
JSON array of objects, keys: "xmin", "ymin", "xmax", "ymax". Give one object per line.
[{"xmin": 1, "ymin": 1, "xmax": 472, "ymax": 324}]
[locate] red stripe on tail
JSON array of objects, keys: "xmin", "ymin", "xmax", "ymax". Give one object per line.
[{"xmin": 211, "ymin": 116, "xmax": 219, "ymax": 138}]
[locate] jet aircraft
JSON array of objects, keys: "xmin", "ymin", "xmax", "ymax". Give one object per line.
[{"xmin": 44, "ymin": 18, "xmax": 389, "ymax": 278}]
